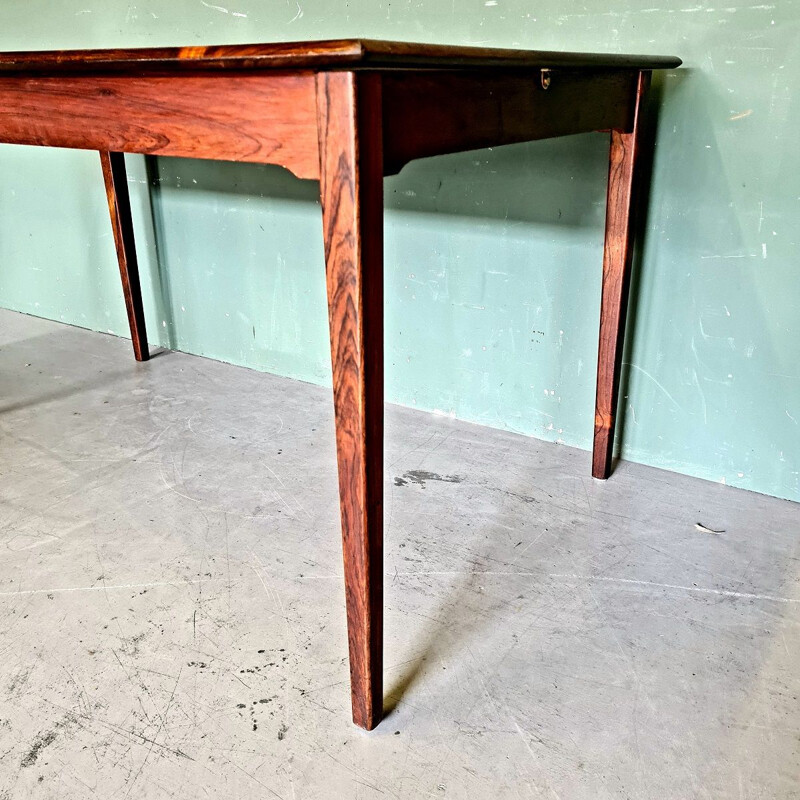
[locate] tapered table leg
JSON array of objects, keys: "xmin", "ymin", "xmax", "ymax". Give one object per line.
[
  {"xmin": 592, "ymin": 71, "xmax": 651, "ymax": 479},
  {"xmin": 316, "ymin": 71, "xmax": 384, "ymax": 730},
  {"xmin": 100, "ymin": 151, "xmax": 149, "ymax": 362}
]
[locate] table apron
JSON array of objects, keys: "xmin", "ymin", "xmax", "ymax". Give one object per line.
[
  {"xmin": 382, "ymin": 69, "xmax": 641, "ymax": 173},
  {"xmin": 0, "ymin": 71, "xmax": 321, "ymax": 179},
  {"xmin": 0, "ymin": 67, "xmax": 643, "ymax": 177}
]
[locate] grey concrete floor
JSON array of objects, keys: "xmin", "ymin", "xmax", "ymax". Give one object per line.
[{"xmin": 0, "ymin": 308, "xmax": 798, "ymax": 799}]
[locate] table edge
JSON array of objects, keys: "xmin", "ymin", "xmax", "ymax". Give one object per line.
[{"xmin": 0, "ymin": 39, "xmax": 682, "ymax": 74}]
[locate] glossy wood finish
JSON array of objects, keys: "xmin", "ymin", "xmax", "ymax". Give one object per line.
[
  {"xmin": 592, "ymin": 71, "xmax": 652, "ymax": 479},
  {"xmin": 0, "ymin": 73, "xmax": 320, "ymax": 179},
  {"xmin": 316, "ymin": 71, "xmax": 385, "ymax": 730},
  {"xmin": 100, "ymin": 151, "xmax": 149, "ymax": 362},
  {"xmin": 382, "ymin": 69, "xmax": 639, "ymax": 174},
  {"xmin": 0, "ymin": 39, "xmax": 682, "ymax": 74},
  {"xmin": 1, "ymin": 41, "xmax": 681, "ymax": 730}
]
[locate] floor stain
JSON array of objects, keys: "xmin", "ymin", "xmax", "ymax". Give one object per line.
[
  {"xmin": 119, "ymin": 631, "xmax": 146, "ymax": 657},
  {"xmin": 20, "ymin": 730, "xmax": 57, "ymax": 768},
  {"xmin": 499, "ymin": 489, "xmax": 538, "ymax": 504},
  {"xmin": 6, "ymin": 668, "xmax": 31, "ymax": 697},
  {"xmin": 394, "ymin": 470, "xmax": 463, "ymax": 488}
]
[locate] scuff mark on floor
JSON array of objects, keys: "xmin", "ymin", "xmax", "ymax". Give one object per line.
[
  {"xmin": 394, "ymin": 470, "xmax": 464, "ymax": 488},
  {"xmin": 20, "ymin": 730, "xmax": 57, "ymax": 768}
]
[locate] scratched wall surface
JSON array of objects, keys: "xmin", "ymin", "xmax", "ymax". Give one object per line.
[{"xmin": 0, "ymin": 1, "xmax": 797, "ymax": 502}]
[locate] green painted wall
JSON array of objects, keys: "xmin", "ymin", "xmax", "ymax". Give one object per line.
[{"xmin": 1, "ymin": 1, "xmax": 798, "ymax": 502}]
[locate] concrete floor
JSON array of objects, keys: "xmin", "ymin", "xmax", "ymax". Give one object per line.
[{"xmin": 0, "ymin": 308, "xmax": 798, "ymax": 799}]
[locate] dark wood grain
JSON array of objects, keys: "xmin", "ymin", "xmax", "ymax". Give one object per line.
[
  {"xmin": 0, "ymin": 73, "xmax": 320, "ymax": 178},
  {"xmin": 1, "ymin": 43, "xmax": 681, "ymax": 728},
  {"xmin": 382, "ymin": 69, "xmax": 639, "ymax": 174},
  {"xmin": 0, "ymin": 39, "xmax": 681, "ymax": 74},
  {"xmin": 317, "ymin": 70, "xmax": 385, "ymax": 730},
  {"xmin": 100, "ymin": 151, "xmax": 149, "ymax": 362},
  {"xmin": 592, "ymin": 70, "xmax": 651, "ymax": 479}
]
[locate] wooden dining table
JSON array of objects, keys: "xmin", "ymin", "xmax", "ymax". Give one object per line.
[{"xmin": 0, "ymin": 39, "xmax": 681, "ymax": 729}]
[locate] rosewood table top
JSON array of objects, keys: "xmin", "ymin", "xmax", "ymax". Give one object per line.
[{"xmin": 0, "ymin": 38, "xmax": 681, "ymax": 73}]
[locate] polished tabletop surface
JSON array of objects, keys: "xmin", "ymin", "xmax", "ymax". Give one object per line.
[{"xmin": 0, "ymin": 39, "xmax": 682, "ymax": 74}]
